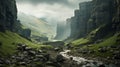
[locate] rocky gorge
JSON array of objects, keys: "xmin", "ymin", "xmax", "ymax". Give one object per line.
[
  {"xmin": 65, "ymin": 0, "xmax": 120, "ymax": 40},
  {"xmin": 0, "ymin": 0, "xmax": 120, "ymax": 67}
]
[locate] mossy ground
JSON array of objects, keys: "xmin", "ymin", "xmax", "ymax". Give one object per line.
[
  {"xmin": 0, "ymin": 31, "xmax": 52, "ymax": 57},
  {"xmin": 70, "ymin": 32, "xmax": 120, "ymax": 58}
]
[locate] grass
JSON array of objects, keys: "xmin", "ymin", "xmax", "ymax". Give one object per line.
[
  {"xmin": 71, "ymin": 27, "xmax": 102, "ymax": 46},
  {"xmin": 90, "ymin": 33, "xmax": 118, "ymax": 50},
  {"xmin": 70, "ymin": 29, "xmax": 120, "ymax": 57},
  {"xmin": 0, "ymin": 31, "xmax": 52, "ymax": 57},
  {"xmin": 72, "ymin": 38, "xmax": 90, "ymax": 46}
]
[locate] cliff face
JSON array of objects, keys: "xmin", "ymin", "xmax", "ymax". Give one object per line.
[
  {"xmin": 54, "ymin": 21, "xmax": 71, "ymax": 40},
  {"xmin": 68, "ymin": 2, "xmax": 92, "ymax": 39},
  {"xmin": 88, "ymin": 0, "xmax": 114, "ymax": 32},
  {"xmin": 113, "ymin": 0, "xmax": 120, "ymax": 31},
  {"xmin": 0, "ymin": 0, "xmax": 17, "ymax": 31},
  {"xmin": 0, "ymin": 0, "xmax": 31, "ymax": 39},
  {"xmin": 68, "ymin": 0, "xmax": 120, "ymax": 40}
]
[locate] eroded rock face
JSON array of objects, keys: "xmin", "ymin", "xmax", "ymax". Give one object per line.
[
  {"xmin": 68, "ymin": 2, "xmax": 92, "ymax": 39},
  {"xmin": 67, "ymin": 0, "xmax": 120, "ymax": 40},
  {"xmin": 113, "ymin": 0, "xmax": 120, "ymax": 32},
  {"xmin": 0, "ymin": 0, "xmax": 17, "ymax": 31}
]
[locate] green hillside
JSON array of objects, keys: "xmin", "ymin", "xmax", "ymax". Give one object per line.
[
  {"xmin": 0, "ymin": 31, "xmax": 52, "ymax": 57},
  {"xmin": 18, "ymin": 13, "xmax": 55, "ymax": 38}
]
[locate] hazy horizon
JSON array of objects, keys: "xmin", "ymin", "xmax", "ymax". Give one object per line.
[{"xmin": 16, "ymin": 0, "xmax": 92, "ymax": 23}]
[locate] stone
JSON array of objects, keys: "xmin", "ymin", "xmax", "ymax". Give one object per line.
[
  {"xmin": 0, "ymin": 0, "xmax": 17, "ymax": 31},
  {"xmin": 98, "ymin": 47, "xmax": 107, "ymax": 53},
  {"xmin": 0, "ymin": 59, "xmax": 4, "ymax": 64},
  {"xmin": 28, "ymin": 50, "xmax": 36, "ymax": 56},
  {"xmin": 5, "ymin": 59, "xmax": 11, "ymax": 64},
  {"xmin": 46, "ymin": 61, "xmax": 54, "ymax": 66},
  {"xmin": 88, "ymin": 50, "xmax": 95, "ymax": 54},
  {"xmin": 86, "ymin": 63, "xmax": 91, "ymax": 67},
  {"xmin": 82, "ymin": 50, "xmax": 88, "ymax": 54},
  {"xmin": 113, "ymin": 54, "xmax": 120, "ymax": 59},
  {"xmin": 25, "ymin": 47, "xmax": 32, "ymax": 51},
  {"xmin": 98, "ymin": 64, "xmax": 105, "ymax": 67},
  {"xmin": 19, "ymin": 62, "xmax": 26, "ymax": 65},
  {"xmin": 54, "ymin": 47, "xmax": 60, "ymax": 51},
  {"xmin": 38, "ymin": 50, "xmax": 43, "ymax": 53},
  {"xmin": 56, "ymin": 54, "xmax": 65, "ymax": 63}
]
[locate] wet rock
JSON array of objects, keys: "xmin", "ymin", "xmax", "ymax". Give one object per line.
[
  {"xmin": 56, "ymin": 54, "xmax": 65, "ymax": 63},
  {"xmin": 85, "ymin": 63, "xmax": 91, "ymax": 67},
  {"xmin": 98, "ymin": 64, "xmax": 105, "ymax": 67},
  {"xmin": 92, "ymin": 61, "xmax": 97, "ymax": 65}
]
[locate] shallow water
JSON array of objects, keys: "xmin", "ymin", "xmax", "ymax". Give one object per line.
[{"xmin": 60, "ymin": 50, "xmax": 117, "ymax": 67}]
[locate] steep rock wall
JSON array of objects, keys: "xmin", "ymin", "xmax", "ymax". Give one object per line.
[
  {"xmin": 67, "ymin": 0, "xmax": 120, "ymax": 40},
  {"xmin": 0, "ymin": 0, "xmax": 17, "ymax": 31}
]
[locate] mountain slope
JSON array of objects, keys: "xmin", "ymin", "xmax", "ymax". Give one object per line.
[
  {"xmin": 18, "ymin": 13, "xmax": 55, "ymax": 39},
  {"xmin": 0, "ymin": 31, "xmax": 52, "ymax": 57}
]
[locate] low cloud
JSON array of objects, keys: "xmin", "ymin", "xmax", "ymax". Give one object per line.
[{"xmin": 16, "ymin": 0, "xmax": 92, "ymax": 24}]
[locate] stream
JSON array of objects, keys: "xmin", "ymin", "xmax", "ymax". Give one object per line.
[{"xmin": 60, "ymin": 50, "xmax": 117, "ymax": 67}]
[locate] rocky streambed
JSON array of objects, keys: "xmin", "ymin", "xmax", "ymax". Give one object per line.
[
  {"xmin": 0, "ymin": 43, "xmax": 119, "ymax": 67},
  {"xmin": 60, "ymin": 50, "xmax": 117, "ymax": 67}
]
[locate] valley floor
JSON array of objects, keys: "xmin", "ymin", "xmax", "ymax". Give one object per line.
[{"xmin": 0, "ymin": 31, "xmax": 120, "ymax": 67}]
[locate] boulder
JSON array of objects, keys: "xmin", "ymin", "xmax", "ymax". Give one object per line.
[
  {"xmin": 56, "ymin": 54, "xmax": 65, "ymax": 63},
  {"xmin": 38, "ymin": 50, "xmax": 43, "ymax": 53},
  {"xmin": 19, "ymin": 62, "xmax": 26, "ymax": 65},
  {"xmin": 25, "ymin": 47, "xmax": 32, "ymax": 51},
  {"xmin": 98, "ymin": 47, "xmax": 107, "ymax": 53},
  {"xmin": 54, "ymin": 47, "xmax": 60, "ymax": 51},
  {"xmin": 98, "ymin": 64, "xmax": 105, "ymax": 67},
  {"xmin": 28, "ymin": 50, "xmax": 36, "ymax": 56}
]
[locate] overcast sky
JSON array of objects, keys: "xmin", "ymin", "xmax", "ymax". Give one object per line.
[{"xmin": 16, "ymin": 0, "xmax": 91, "ymax": 23}]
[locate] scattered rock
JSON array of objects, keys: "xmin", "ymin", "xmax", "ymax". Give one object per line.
[
  {"xmin": 98, "ymin": 64, "xmax": 105, "ymax": 67},
  {"xmin": 54, "ymin": 47, "xmax": 60, "ymax": 51},
  {"xmin": 56, "ymin": 54, "xmax": 65, "ymax": 63},
  {"xmin": 98, "ymin": 47, "xmax": 107, "ymax": 53}
]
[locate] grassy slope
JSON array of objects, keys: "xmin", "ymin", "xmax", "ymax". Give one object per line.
[
  {"xmin": 71, "ymin": 27, "xmax": 100, "ymax": 46},
  {"xmin": 72, "ymin": 38, "xmax": 90, "ymax": 46},
  {"xmin": 71, "ymin": 32, "xmax": 120, "ymax": 57},
  {"xmin": 71, "ymin": 24, "xmax": 120, "ymax": 57},
  {"xmin": 18, "ymin": 13, "xmax": 55, "ymax": 38},
  {"xmin": 0, "ymin": 31, "xmax": 52, "ymax": 57}
]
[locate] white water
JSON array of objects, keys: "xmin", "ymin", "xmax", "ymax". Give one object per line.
[
  {"xmin": 60, "ymin": 50, "xmax": 88, "ymax": 64},
  {"xmin": 60, "ymin": 50, "xmax": 117, "ymax": 67}
]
